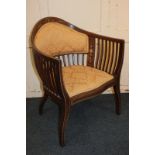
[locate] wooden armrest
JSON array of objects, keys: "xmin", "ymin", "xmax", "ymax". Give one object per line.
[
  {"xmin": 32, "ymin": 49, "xmax": 69, "ymax": 100},
  {"xmin": 87, "ymin": 33, "xmax": 125, "ymax": 77}
]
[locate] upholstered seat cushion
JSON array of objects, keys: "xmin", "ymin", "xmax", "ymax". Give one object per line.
[{"xmin": 62, "ymin": 66, "xmax": 114, "ymax": 97}]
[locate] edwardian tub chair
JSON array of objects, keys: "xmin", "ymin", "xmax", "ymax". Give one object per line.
[{"xmin": 31, "ymin": 17, "xmax": 125, "ymax": 146}]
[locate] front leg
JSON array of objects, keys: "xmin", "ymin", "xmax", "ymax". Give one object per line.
[{"xmin": 58, "ymin": 103, "xmax": 70, "ymax": 146}]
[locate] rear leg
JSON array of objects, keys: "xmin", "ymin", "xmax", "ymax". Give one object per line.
[
  {"xmin": 39, "ymin": 92, "xmax": 48, "ymax": 115},
  {"xmin": 113, "ymin": 83, "xmax": 121, "ymax": 115}
]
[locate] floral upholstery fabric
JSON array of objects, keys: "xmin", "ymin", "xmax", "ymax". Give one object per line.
[
  {"xmin": 62, "ymin": 65, "xmax": 114, "ymax": 97},
  {"xmin": 34, "ymin": 22, "xmax": 89, "ymax": 57}
]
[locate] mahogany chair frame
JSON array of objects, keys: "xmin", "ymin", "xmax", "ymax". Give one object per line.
[{"xmin": 31, "ymin": 17, "xmax": 125, "ymax": 146}]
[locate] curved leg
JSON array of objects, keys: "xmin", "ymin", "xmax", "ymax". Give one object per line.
[
  {"xmin": 39, "ymin": 92, "xmax": 48, "ymax": 115},
  {"xmin": 59, "ymin": 104, "xmax": 70, "ymax": 146},
  {"xmin": 113, "ymin": 83, "xmax": 121, "ymax": 115}
]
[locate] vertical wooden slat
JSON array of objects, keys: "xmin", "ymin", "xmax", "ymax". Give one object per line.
[
  {"xmin": 62, "ymin": 55, "xmax": 66, "ymax": 66},
  {"xmin": 67, "ymin": 54, "xmax": 71, "ymax": 66},
  {"xmin": 52, "ymin": 63, "xmax": 58, "ymax": 93},
  {"xmin": 104, "ymin": 40, "xmax": 111, "ymax": 72},
  {"xmin": 40, "ymin": 56, "xmax": 45, "ymax": 81},
  {"xmin": 47, "ymin": 60, "xmax": 55, "ymax": 92},
  {"xmin": 72, "ymin": 54, "xmax": 75, "ymax": 65},
  {"xmin": 43, "ymin": 58, "xmax": 48, "ymax": 88},
  {"xmin": 77, "ymin": 54, "xmax": 79, "ymax": 65},
  {"xmin": 100, "ymin": 39, "xmax": 104, "ymax": 70},
  {"xmin": 45, "ymin": 59, "xmax": 50, "ymax": 90},
  {"xmin": 110, "ymin": 42, "xmax": 117, "ymax": 74},
  {"xmin": 113, "ymin": 43, "xmax": 120, "ymax": 73},
  {"xmin": 41, "ymin": 58, "xmax": 45, "ymax": 83},
  {"xmin": 49, "ymin": 72, "xmax": 55, "ymax": 92},
  {"xmin": 95, "ymin": 38, "xmax": 100, "ymax": 68},
  {"xmin": 107, "ymin": 41, "xmax": 114, "ymax": 73},
  {"xmin": 102, "ymin": 40, "xmax": 108, "ymax": 71},
  {"xmin": 98, "ymin": 39, "xmax": 103, "ymax": 69},
  {"xmin": 82, "ymin": 54, "xmax": 84, "ymax": 65},
  {"xmin": 94, "ymin": 38, "xmax": 97, "ymax": 67}
]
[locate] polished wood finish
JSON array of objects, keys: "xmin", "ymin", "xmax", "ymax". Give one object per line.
[{"xmin": 31, "ymin": 17, "xmax": 125, "ymax": 146}]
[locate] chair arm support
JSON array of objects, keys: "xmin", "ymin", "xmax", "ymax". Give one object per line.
[
  {"xmin": 32, "ymin": 49, "xmax": 69, "ymax": 100},
  {"xmin": 87, "ymin": 34, "xmax": 125, "ymax": 76}
]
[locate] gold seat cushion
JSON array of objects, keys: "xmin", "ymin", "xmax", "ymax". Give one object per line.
[
  {"xmin": 34, "ymin": 22, "xmax": 89, "ymax": 57},
  {"xmin": 62, "ymin": 66, "xmax": 114, "ymax": 97}
]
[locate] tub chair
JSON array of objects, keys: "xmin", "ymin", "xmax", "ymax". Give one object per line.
[{"xmin": 31, "ymin": 17, "xmax": 125, "ymax": 146}]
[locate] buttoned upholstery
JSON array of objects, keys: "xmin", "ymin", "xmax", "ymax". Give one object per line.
[{"xmin": 62, "ymin": 65, "xmax": 114, "ymax": 97}]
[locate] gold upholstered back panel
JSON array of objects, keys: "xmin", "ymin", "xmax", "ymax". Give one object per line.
[{"xmin": 34, "ymin": 22, "xmax": 89, "ymax": 57}]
